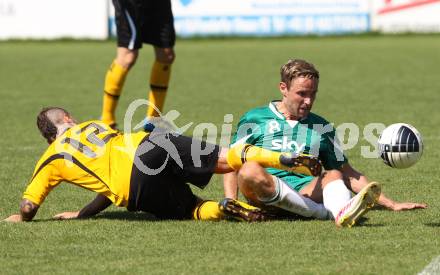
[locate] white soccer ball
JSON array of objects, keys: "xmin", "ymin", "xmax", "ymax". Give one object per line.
[{"xmin": 378, "ymin": 123, "xmax": 423, "ymax": 168}]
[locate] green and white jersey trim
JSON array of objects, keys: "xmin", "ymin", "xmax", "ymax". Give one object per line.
[{"xmin": 268, "ymin": 101, "xmax": 285, "ymax": 120}]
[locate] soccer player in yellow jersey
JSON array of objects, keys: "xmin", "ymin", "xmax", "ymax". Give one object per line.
[{"xmin": 4, "ymin": 107, "xmax": 319, "ymax": 223}]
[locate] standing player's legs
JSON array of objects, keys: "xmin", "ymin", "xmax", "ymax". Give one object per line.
[
  {"xmin": 101, "ymin": 48, "xmax": 138, "ymax": 127},
  {"xmin": 142, "ymin": 0, "xmax": 176, "ymax": 130},
  {"xmin": 101, "ymin": 0, "xmax": 142, "ymax": 127},
  {"xmin": 145, "ymin": 47, "xmax": 175, "ymax": 119}
]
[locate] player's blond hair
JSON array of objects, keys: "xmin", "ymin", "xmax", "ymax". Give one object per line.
[{"xmin": 280, "ymin": 59, "xmax": 319, "ymax": 88}]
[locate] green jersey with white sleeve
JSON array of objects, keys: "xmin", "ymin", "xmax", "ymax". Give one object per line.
[{"xmin": 231, "ymin": 100, "xmax": 347, "ymax": 191}]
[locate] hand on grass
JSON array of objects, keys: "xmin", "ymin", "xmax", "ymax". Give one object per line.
[
  {"xmin": 53, "ymin": 211, "xmax": 80, "ymax": 220},
  {"xmin": 391, "ymin": 202, "xmax": 427, "ymax": 211},
  {"xmin": 3, "ymin": 214, "xmax": 22, "ymax": 223}
]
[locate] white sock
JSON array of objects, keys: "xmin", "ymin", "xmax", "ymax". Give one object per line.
[
  {"xmin": 322, "ymin": 179, "xmax": 352, "ymax": 219},
  {"xmin": 260, "ymin": 177, "xmax": 330, "ymax": 220}
]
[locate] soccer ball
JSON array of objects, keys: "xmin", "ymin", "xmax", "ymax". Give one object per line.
[{"xmin": 378, "ymin": 123, "xmax": 423, "ymax": 168}]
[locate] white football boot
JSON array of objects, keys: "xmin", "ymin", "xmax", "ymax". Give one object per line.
[{"xmin": 335, "ymin": 182, "xmax": 381, "ymax": 228}]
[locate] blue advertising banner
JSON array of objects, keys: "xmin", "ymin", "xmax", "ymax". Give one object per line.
[{"xmin": 171, "ymin": 0, "xmax": 370, "ymax": 36}]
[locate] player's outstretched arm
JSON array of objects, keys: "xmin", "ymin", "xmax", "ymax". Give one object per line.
[
  {"xmin": 3, "ymin": 199, "xmax": 39, "ymax": 223},
  {"xmin": 341, "ymin": 163, "xmax": 427, "ymax": 211},
  {"xmin": 53, "ymin": 194, "xmax": 112, "ymax": 220}
]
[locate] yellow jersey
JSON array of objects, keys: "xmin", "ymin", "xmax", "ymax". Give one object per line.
[{"xmin": 23, "ymin": 121, "xmax": 148, "ymax": 207}]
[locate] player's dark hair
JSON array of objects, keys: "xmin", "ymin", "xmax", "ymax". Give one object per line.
[
  {"xmin": 281, "ymin": 59, "xmax": 319, "ymax": 88},
  {"xmin": 36, "ymin": 107, "xmax": 70, "ymax": 144}
]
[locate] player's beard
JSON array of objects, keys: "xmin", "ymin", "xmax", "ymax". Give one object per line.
[{"xmin": 297, "ymin": 106, "xmax": 310, "ymax": 119}]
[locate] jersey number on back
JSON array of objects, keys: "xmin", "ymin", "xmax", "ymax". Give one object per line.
[{"xmin": 60, "ymin": 123, "xmax": 117, "ymax": 158}]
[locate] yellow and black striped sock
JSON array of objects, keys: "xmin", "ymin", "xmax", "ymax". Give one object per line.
[
  {"xmin": 192, "ymin": 200, "xmax": 224, "ymax": 221},
  {"xmin": 146, "ymin": 61, "xmax": 172, "ymax": 118},
  {"xmin": 226, "ymin": 144, "xmax": 285, "ymax": 170},
  {"xmin": 227, "ymin": 144, "xmax": 319, "ymax": 176},
  {"xmin": 101, "ymin": 60, "xmax": 128, "ymax": 126}
]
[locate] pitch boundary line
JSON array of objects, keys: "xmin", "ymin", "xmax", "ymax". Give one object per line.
[{"xmin": 419, "ymin": 255, "xmax": 440, "ymax": 275}]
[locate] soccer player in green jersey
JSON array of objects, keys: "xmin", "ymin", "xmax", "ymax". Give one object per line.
[{"xmin": 224, "ymin": 59, "xmax": 426, "ymax": 227}]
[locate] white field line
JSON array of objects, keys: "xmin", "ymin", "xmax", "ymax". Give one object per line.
[{"xmin": 419, "ymin": 255, "xmax": 440, "ymax": 275}]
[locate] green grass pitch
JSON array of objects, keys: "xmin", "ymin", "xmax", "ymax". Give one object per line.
[{"xmin": 1, "ymin": 35, "xmax": 440, "ymax": 274}]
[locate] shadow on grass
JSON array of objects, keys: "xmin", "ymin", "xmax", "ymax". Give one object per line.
[
  {"xmin": 350, "ymin": 217, "xmax": 386, "ymax": 227},
  {"xmin": 94, "ymin": 211, "xmax": 159, "ymax": 221},
  {"xmin": 371, "ymin": 205, "xmax": 392, "ymax": 211},
  {"xmin": 31, "ymin": 211, "xmax": 160, "ymax": 223},
  {"xmin": 424, "ymin": 223, "xmax": 440, "ymax": 227},
  {"xmin": 93, "ymin": 211, "xmax": 316, "ymax": 222},
  {"xmin": 31, "ymin": 210, "xmax": 316, "ymax": 223},
  {"xmin": 30, "ymin": 211, "xmax": 390, "ymax": 225}
]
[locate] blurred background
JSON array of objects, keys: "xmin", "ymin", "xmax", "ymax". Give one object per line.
[{"xmin": 1, "ymin": 0, "xmax": 440, "ymax": 40}]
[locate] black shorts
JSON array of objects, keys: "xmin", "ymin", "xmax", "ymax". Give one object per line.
[
  {"xmin": 127, "ymin": 132, "xmax": 220, "ymax": 219},
  {"xmin": 112, "ymin": 0, "xmax": 176, "ymax": 49}
]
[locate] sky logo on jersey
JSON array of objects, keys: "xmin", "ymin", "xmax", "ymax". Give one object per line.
[{"xmin": 271, "ymin": 136, "xmax": 306, "ymax": 152}]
